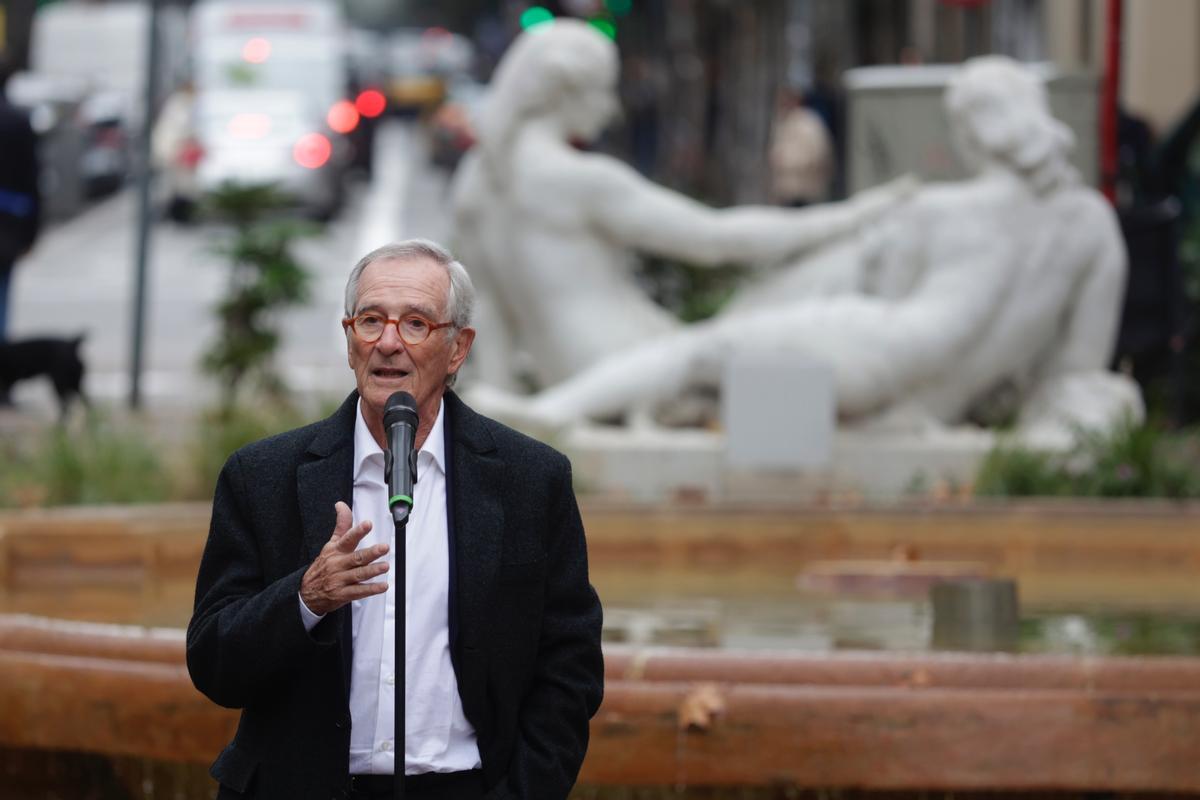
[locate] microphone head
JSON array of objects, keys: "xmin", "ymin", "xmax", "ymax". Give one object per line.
[{"xmin": 383, "ymin": 391, "xmax": 419, "ymax": 429}]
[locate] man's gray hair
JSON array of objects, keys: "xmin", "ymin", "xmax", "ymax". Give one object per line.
[
  {"xmin": 344, "ymin": 239, "xmax": 476, "ymax": 328},
  {"xmin": 344, "ymin": 239, "xmax": 476, "ymax": 387}
]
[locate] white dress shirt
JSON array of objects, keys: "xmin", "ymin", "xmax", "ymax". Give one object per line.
[{"xmin": 300, "ymin": 398, "xmax": 480, "ymax": 775}]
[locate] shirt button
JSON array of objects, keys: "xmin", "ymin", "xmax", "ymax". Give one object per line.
[
  {"xmin": 379, "ymin": 740, "xmax": 393, "ymax": 753},
  {"xmin": 385, "ymin": 674, "xmax": 396, "ymax": 686}
]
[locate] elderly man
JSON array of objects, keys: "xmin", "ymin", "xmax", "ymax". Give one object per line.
[{"xmin": 187, "ymin": 240, "xmax": 604, "ymax": 800}]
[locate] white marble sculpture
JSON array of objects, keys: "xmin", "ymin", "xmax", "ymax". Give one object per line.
[
  {"xmin": 450, "ymin": 19, "xmax": 910, "ymax": 390},
  {"xmin": 469, "ymin": 56, "xmax": 1143, "ymax": 446}
]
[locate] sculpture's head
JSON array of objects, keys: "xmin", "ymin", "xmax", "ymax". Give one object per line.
[
  {"xmin": 944, "ymin": 56, "xmax": 1078, "ymax": 194},
  {"xmin": 477, "ymin": 19, "xmax": 619, "ymax": 166}
]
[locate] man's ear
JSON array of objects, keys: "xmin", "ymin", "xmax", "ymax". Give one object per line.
[
  {"xmin": 449, "ymin": 327, "xmax": 476, "ymax": 375},
  {"xmin": 344, "ymin": 325, "xmax": 357, "ymax": 370}
]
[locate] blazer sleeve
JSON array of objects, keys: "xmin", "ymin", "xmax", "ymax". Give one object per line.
[
  {"xmin": 491, "ymin": 460, "xmax": 605, "ymax": 800},
  {"xmin": 186, "ymin": 451, "xmax": 340, "ymax": 709}
]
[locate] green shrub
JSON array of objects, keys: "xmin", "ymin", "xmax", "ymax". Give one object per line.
[
  {"xmin": 180, "ymin": 403, "xmax": 316, "ymax": 500},
  {"xmin": 0, "ymin": 415, "xmax": 173, "ymax": 507},
  {"xmin": 0, "ymin": 400, "xmax": 335, "ymax": 507},
  {"xmin": 202, "ymin": 183, "xmax": 316, "ymax": 408},
  {"xmin": 976, "ymin": 416, "xmax": 1200, "ymax": 499},
  {"xmin": 636, "ymin": 256, "xmax": 748, "ymax": 322},
  {"xmin": 975, "ymin": 445, "xmax": 1073, "ymax": 498}
]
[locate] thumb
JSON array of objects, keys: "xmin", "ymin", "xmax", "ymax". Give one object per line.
[{"xmin": 331, "ymin": 501, "xmax": 353, "ymax": 539}]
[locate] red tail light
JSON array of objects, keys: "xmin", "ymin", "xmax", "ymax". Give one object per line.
[
  {"xmin": 355, "ymin": 89, "xmax": 387, "ymax": 119},
  {"xmin": 293, "ymin": 133, "xmax": 332, "ymax": 169},
  {"xmin": 242, "ymin": 37, "xmax": 272, "ymax": 64},
  {"xmin": 177, "ymin": 138, "xmax": 205, "ymax": 169},
  {"xmin": 326, "ymin": 100, "xmax": 360, "ymax": 134}
]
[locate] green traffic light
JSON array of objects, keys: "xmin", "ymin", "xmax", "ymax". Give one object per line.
[
  {"xmin": 520, "ymin": 6, "xmax": 555, "ymax": 30},
  {"xmin": 589, "ymin": 17, "xmax": 616, "ymax": 39}
]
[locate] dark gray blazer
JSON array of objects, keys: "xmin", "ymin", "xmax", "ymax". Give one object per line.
[{"xmin": 186, "ymin": 391, "xmax": 604, "ymax": 800}]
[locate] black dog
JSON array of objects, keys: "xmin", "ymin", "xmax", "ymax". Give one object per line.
[{"xmin": 0, "ymin": 335, "xmax": 88, "ymax": 419}]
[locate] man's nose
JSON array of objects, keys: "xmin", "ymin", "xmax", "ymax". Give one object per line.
[{"xmin": 375, "ymin": 322, "xmax": 407, "ymax": 353}]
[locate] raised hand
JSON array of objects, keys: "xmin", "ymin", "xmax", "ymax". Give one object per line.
[{"xmin": 299, "ymin": 501, "xmax": 389, "ymax": 616}]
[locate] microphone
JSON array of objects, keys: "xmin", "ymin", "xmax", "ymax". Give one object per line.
[{"xmin": 383, "ymin": 391, "xmax": 419, "ymax": 525}]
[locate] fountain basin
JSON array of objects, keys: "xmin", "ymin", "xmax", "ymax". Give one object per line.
[{"xmin": 2, "ymin": 501, "xmax": 1200, "ymax": 790}]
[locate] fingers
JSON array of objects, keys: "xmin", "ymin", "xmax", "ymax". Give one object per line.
[
  {"xmin": 340, "ymin": 578, "xmax": 390, "ymax": 602},
  {"xmin": 331, "ymin": 501, "xmax": 353, "ymax": 540},
  {"xmin": 330, "ymin": 517, "xmax": 388, "ymax": 578},
  {"xmin": 335, "ymin": 519, "xmax": 380, "ymax": 555},
  {"xmin": 353, "ymin": 561, "xmax": 390, "ymax": 584},
  {"xmin": 302, "ymin": 508, "xmax": 392, "ymax": 615}
]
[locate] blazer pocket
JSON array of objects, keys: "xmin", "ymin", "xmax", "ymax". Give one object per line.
[
  {"xmin": 498, "ymin": 556, "xmax": 546, "ymax": 585},
  {"xmin": 210, "ymin": 743, "xmax": 259, "ymax": 795}
]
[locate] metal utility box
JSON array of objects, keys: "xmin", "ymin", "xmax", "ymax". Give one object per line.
[{"xmin": 844, "ymin": 63, "xmax": 1099, "ymax": 192}]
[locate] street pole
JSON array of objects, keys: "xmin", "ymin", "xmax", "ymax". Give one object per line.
[
  {"xmin": 129, "ymin": 0, "xmax": 161, "ymax": 409},
  {"xmin": 1099, "ymin": 0, "xmax": 1123, "ymax": 204}
]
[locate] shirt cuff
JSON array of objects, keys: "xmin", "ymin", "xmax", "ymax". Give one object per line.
[{"xmin": 298, "ymin": 592, "xmax": 325, "ymax": 632}]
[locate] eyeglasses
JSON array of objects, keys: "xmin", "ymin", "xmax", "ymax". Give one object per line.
[{"xmin": 342, "ymin": 312, "xmax": 455, "ymax": 346}]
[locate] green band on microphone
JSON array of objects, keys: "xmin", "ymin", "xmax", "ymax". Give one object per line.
[{"xmin": 389, "ymin": 494, "xmax": 413, "ymax": 508}]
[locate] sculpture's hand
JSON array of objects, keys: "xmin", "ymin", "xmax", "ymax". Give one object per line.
[
  {"xmin": 300, "ymin": 501, "xmax": 389, "ymax": 616},
  {"xmin": 849, "ymin": 173, "xmax": 919, "ymax": 226}
]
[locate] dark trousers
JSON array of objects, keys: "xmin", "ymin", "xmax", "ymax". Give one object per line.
[{"xmin": 348, "ymin": 770, "xmax": 485, "ymax": 800}]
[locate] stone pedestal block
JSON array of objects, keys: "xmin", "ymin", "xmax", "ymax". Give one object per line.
[{"xmin": 722, "ymin": 353, "xmax": 835, "ymax": 471}]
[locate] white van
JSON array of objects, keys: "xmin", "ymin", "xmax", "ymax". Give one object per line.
[
  {"xmin": 189, "ymin": 0, "xmax": 349, "ymax": 116},
  {"xmin": 155, "ymin": 0, "xmax": 354, "ymax": 220}
]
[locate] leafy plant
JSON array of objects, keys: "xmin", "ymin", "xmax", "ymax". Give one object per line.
[
  {"xmin": 0, "ymin": 414, "xmax": 173, "ymax": 507},
  {"xmin": 202, "ymin": 182, "xmax": 316, "ymax": 408},
  {"xmin": 636, "ymin": 256, "xmax": 748, "ymax": 322},
  {"xmin": 180, "ymin": 403, "xmax": 319, "ymax": 500},
  {"xmin": 976, "ymin": 416, "xmax": 1200, "ymax": 499}
]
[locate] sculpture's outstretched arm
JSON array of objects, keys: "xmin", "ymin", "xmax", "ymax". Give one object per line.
[{"xmin": 573, "ymin": 152, "xmax": 912, "ymax": 268}]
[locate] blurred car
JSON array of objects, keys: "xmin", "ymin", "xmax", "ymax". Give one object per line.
[
  {"xmin": 385, "ymin": 27, "xmax": 474, "ymax": 115},
  {"xmin": 190, "ymin": 0, "xmax": 349, "ymax": 115},
  {"xmin": 186, "ymin": 0, "xmax": 369, "ymax": 193},
  {"xmin": 343, "ymin": 28, "xmax": 393, "ymax": 173},
  {"xmin": 25, "ymin": 0, "xmax": 187, "ymax": 197},
  {"xmin": 156, "ymin": 89, "xmax": 346, "ymax": 221}
]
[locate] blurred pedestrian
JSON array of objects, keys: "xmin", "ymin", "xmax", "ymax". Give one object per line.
[
  {"xmin": 0, "ymin": 56, "xmax": 41, "ymax": 341},
  {"xmin": 768, "ymin": 88, "xmax": 834, "ymax": 207}
]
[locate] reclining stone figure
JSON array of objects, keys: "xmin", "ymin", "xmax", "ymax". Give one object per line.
[{"xmin": 468, "ymin": 56, "xmax": 1142, "ymax": 446}]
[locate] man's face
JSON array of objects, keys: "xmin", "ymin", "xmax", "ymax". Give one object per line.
[{"xmin": 346, "ymin": 257, "xmax": 474, "ymax": 434}]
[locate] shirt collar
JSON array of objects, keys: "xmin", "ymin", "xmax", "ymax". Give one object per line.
[
  {"xmin": 354, "ymin": 397, "xmax": 446, "ymax": 482},
  {"xmin": 421, "ymin": 398, "xmax": 446, "ymax": 476}
]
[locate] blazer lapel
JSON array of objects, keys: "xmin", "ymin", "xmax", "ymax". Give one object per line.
[
  {"xmin": 298, "ymin": 392, "xmax": 358, "ymax": 564},
  {"xmin": 444, "ymin": 391, "xmax": 505, "ymax": 656},
  {"xmin": 296, "ymin": 391, "xmax": 358, "ymax": 700}
]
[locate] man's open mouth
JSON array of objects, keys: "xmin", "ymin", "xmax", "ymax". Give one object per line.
[{"xmin": 373, "ymin": 368, "xmax": 410, "ymax": 379}]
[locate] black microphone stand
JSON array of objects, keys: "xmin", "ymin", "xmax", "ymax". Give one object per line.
[
  {"xmin": 392, "ymin": 511, "xmax": 407, "ymax": 800},
  {"xmin": 386, "ymin": 448, "xmax": 415, "ymax": 800}
]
